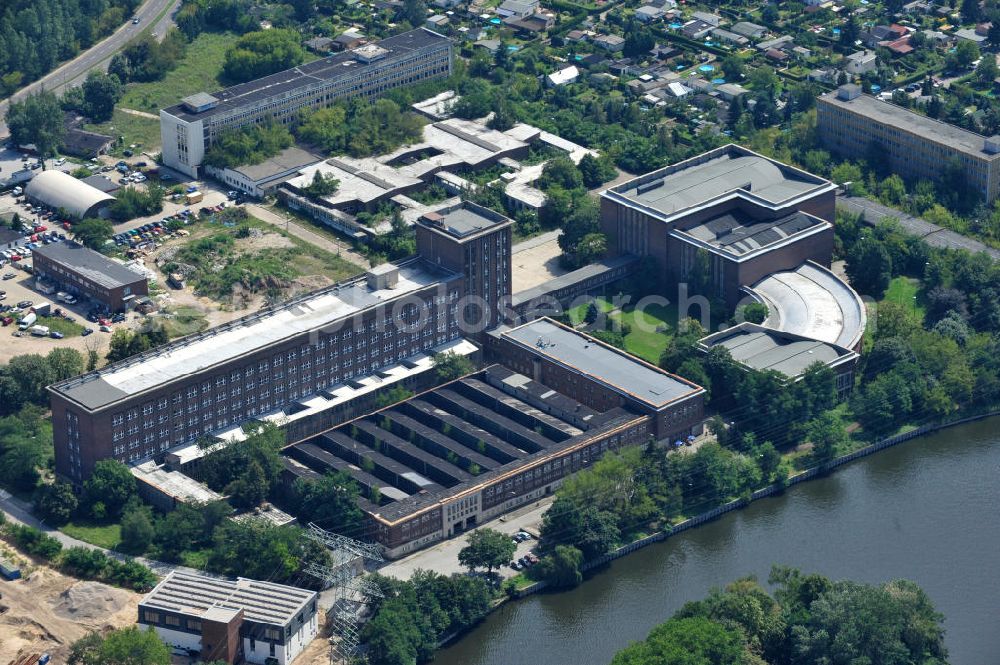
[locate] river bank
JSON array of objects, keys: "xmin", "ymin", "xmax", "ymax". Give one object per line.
[{"xmin": 435, "ymin": 413, "xmax": 1000, "ymax": 665}]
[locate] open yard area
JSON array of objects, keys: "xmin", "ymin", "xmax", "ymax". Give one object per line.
[
  {"xmin": 153, "ymin": 210, "xmax": 362, "ymax": 308},
  {"xmin": 0, "ymin": 552, "xmax": 140, "ymax": 665},
  {"xmin": 83, "ymin": 110, "xmax": 161, "ymax": 156},
  {"xmin": 119, "ymin": 32, "xmax": 238, "ymax": 114},
  {"xmin": 567, "ymin": 296, "xmax": 676, "ymax": 365}
]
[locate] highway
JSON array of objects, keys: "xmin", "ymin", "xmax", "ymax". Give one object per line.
[{"xmin": 0, "ymin": 0, "xmax": 180, "ymax": 138}]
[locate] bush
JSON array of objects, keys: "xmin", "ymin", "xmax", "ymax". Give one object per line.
[
  {"xmin": 34, "ymin": 482, "xmax": 78, "ymax": 525},
  {"xmin": 9, "ymin": 523, "xmax": 63, "ymax": 559}
]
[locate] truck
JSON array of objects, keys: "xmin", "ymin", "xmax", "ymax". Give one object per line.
[
  {"xmin": 18, "ymin": 312, "xmax": 36, "ymax": 329},
  {"xmin": 31, "ymin": 301, "xmax": 51, "ymax": 316},
  {"xmin": 185, "ymin": 191, "xmax": 204, "ymax": 205},
  {"xmin": 29, "ymin": 325, "xmax": 49, "ymax": 336}
]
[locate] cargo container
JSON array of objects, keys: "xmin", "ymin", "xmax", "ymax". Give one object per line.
[{"xmin": 185, "ymin": 191, "xmax": 204, "ymax": 205}]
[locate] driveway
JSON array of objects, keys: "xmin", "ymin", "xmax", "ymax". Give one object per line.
[{"xmin": 0, "ymin": 0, "xmax": 181, "ymax": 137}]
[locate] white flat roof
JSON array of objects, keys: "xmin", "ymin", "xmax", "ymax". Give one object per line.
[
  {"xmin": 750, "ymin": 262, "xmax": 866, "ymax": 349},
  {"xmin": 54, "ymin": 261, "xmax": 453, "ymax": 410}
]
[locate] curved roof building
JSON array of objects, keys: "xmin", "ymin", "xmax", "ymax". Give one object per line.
[{"xmin": 25, "ymin": 170, "xmax": 115, "ymax": 219}]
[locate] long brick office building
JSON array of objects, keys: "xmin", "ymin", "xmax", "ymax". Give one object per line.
[
  {"xmin": 286, "ymin": 318, "xmax": 704, "ymax": 558},
  {"xmin": 49, "ymin": 201, "xmax": 511, "ymax": 483},
  {"xmin": 160, "ymin": 28, "xmax": 453, "ymax": 178}
]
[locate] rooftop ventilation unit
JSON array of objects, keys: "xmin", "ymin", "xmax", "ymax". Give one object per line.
[{"xmin": 985, "ymin": 136, "xmax": 1000, "ymax": 154}]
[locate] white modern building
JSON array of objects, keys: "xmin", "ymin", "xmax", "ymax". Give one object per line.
[
  {"xmin": 160, "ymin": 28, "xmax": 453, "ymax": 178},
  {"xmin": 138, "ymin": 571, "xmax": 318, "ymax": 665}
]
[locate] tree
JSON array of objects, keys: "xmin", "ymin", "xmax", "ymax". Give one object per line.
[
  {"xmin": 846, "ymin": 235, "xmax": 893, "ymax": 298},
  {"xmin": 577, "ymin": 153, "xmax": 617, "ymax": 188},
  {"xmin": 402, "ymin": 0, "xmax": 428, "ymax": 26},
  {"xmin": 955, "ymin": 39, "xmax": 981, "ymax": 69},
  {"xmin": 740, "ymin": 302, "xmax": 769, "ymax": 324},
  {"xmin": 302, "ymin": 171, "xmax": 340, "ymax": 198},
  {"xmin": 35, "ymin": 482, "xmax": 78, "ymax": 525},
  {"xmin": 205, "ymin": 121, "xmax": 294, "ymax": 169},
  {"xmin": 458, "ymin": 528, "xmax": 517, "ymax": 573},
  {"xmin": 227, "ymin": 459, "xmax": 269, "ymax": 510},
  {"xmin": 223, "ymin": 29, "xmax": 305, "ymax": 84},
  {"xmin": 721, "ymin": 55, "xmax": 745, "ymax": 81},
  {"xmin": 611, "ymin": 616, "xmax": 747, "ymax": 665},
  {"xmin": 433, "ymin": 351, "xmax": 475, "ymax": 382},
  {"xmin": 6, "ymin": 90, "xmax": 65, "ymax": 162},
  {"xmin": 120, "ymin": 503, "xmax": 155, "ymax": 553},
  {"xmin": 81, "ymin": 71, "xmax": 124, "ymax": 123},
  {"xmin": 976, "ymin": 55, "xmax": 999, "ymax": 85},
  {"xmin": 289, "ymin": 472, "xmax": 363, "ymax": 534},
  {"xmin": 533, "ymin": 545, "xmax": 583, "ymax": 588},
  {"xmin": 539, "ymin": 156, "xmax": 584, "ymax": 191},
  {"xmin": 47, "ymin": 348, "xmax": 84, "ymax": 381},
  {"xmin": 8, "ymin": 354, "xmax": 55, "ymax": 404},
  {"xmin": 74, "ymin": 218, "xmax": 115, "ymax": 249},
  {"xmin": 961, "ymin": 0, "xmax": 982, "ymax": 23},
  {"xmin": 69, "ymin": 627, "xmax": 171, "ymax": 665},
  {"xmin": 82, "ymin": 460, "xmax": 137, "ymax": 519}
]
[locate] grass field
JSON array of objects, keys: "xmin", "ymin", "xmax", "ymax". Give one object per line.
[
  {"xmin": 883, "ymin": 276, "xmax": 925, "ymax": 321},
  {"xmin": 36, "ymin": 315, "xmax": 85, "ymax": 337},
  {"xmin": 161, "ymin": 305, "xmax": 209, "ymax": 338},
  {"xmin": 84, "ymin": 110, "xmax": 161, "ymax": 154},
  {"xmin": 119, "ymin": 33, "xmax": 238, "ymax": 114},
  {"xmin": 62, "ymin": 520, "xmax": 122, "ymax": 550},
  {"xmin": 612, "ymin": 303, "xmax": 676, "ymax": 365}
]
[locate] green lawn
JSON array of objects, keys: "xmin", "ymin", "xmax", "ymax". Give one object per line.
[
  {"xmin": 62, "ymin": 520, "xmax": 122, "ymax": 550},
  {"xmin": 84, "ymin": 110, "xmax": 161, "ymax": 154},
  {"xmin": 883, "ymin": 276, "xmax": 925, "ymax": 321},
  {"xmin": 566, "ymin": 296, "xmax": 614, "ymax": 325},
  {"xmin": 119, "ymin": 32, "xmax": 239, "ymax": 114},
  {"xmin": 36, "ymin": 315, "xmax": 85, "ymax": 337},
  {"xmin": 612, "ymin": 303, "xmax": 676, "ymax": 365}
]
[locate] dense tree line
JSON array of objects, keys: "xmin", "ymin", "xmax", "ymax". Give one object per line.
[
  {"xmin": 295, "ymin": 98, "xmax": 425, "ymax": 158},
  {"xmin": 109, "ymin": 184, "xmax": 165, "ymax": 222},
  {"xmin": 0, "ymin": 350, "xmax": 84, "ymax": 491},
  {"xmin": 108, "ymin": 30, "xmax": 188, "ymax": 85},
  {"xmin": 0, "ymin": 0, "xmax": 142, "ymax": 96},
  {"xmin": 1, "ymin": 512, "xmax": 157, "ymax": 591},
  {"xmin": 204, "ymin": 121, "xmax": 293, "ymax": 169},
  {"xmin": 838, "ymin": 215, "xmax": 1000, "ymax": 437},
  {"xmin": 175, "ymin": 0, "xmax": 256, "ymax": 39},
  {"xmin": 222, "ymin": 28, "xmax": 304, "ymax": 84},
  {"xmin": 69, "ymin": 627, "xmax": 171, "ymax": 665},
  {"xmin": 610, "ymin": 567, "xmax": 947, "ymax": 665},
  {"xmin": 362, "ymin": 570, "xmax": 494, "ymax": 665}
]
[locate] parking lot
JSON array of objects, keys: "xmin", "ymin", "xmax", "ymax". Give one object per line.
[
  {"xmin": 380, "ymin": 498, "xmax": 553, "ymax": 582},
  {"xmin": 0, "ymin": 269, "xmax": 143, "ymax": 363},
  {"xmin": 0, "ymin": 147, "xmax": 78, "ymax": 185}
]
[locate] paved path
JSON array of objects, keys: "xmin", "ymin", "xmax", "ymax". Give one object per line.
[
  {"xmin": 247, "ymin": 203, "xmax": 369, "ymax": 267},
  {"xmin": 0, "ymin": 0, "xmax": 181, "ymax": 137},
  {"xmin": 838, "ymin": 195, "xmax": 1000, "ymax": 261},
  {"xmin": 0, "ymin": 488, "xmax": 201, "ymax": 579},
  {"xmin": 119, "ymin": 107, "xmax": 160, "ymax": 120}
]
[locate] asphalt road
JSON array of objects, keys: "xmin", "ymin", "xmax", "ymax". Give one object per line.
[{"xmin": 0, "ymin": 0, "xmax": 181, "ymax": 138}]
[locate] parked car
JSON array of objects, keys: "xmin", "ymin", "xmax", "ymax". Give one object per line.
[
  {"xmin": 50, "ymin": 331, "xmax": 64, "ymax": 339},
  {"xmin": 99, "ymin": 324, "xmax": 112, "ymax": 332},
  {"xmin": 82, "ymin": 327, "xmax": 94, "ymax": 336}
]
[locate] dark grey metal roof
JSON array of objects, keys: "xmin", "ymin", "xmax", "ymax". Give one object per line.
[
  {"xmin": 162, "ymin": 29, "xmax": 450, "ymax": 123},
  {"xmin": 677, "ymin": 210, "xmax": 826, "ymax": 257},
  {"xmin": 34, "ymin": 242, "xmax": 146, "ymax": 290},
  {"xmin": 501, "ymin": 318, "xmax": 703, "ymax": 408}
]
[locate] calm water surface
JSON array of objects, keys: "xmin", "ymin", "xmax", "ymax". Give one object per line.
[{"xmin": 435, "ymin": 417, "xmax": 1000, "ymax": 665}]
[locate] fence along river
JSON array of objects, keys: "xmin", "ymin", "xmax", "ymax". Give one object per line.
[{"xmin": 434, "ymin": 416, "xmax": 1000, "ymax": 665}]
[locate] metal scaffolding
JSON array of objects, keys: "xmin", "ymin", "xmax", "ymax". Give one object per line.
[{"xmin": 303, "ymin": 523, "xmax": 385, "ymax": 664}]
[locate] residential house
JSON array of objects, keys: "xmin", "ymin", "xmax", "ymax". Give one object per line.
[
  {"xmin": 304, "ymin": 36, "xmax": 335, "ymax": 53},
  {"xmin": 545, "ymin": 65, "xmax": 579, "ymax": 87},
  {"xmin": 592, "ymin": 34, "xmax": 626, "ymax": 51},
  {"xmin": 691, "ymin": 11, "xmax": 722, "ymax": 26},
  {"xmin": 635, "ymin": 5, "xmax": 667, "ymax": 23},
  {"xmin": 681, "ymin": 19, "xmax": 714, "ymax": 40},
  {"xmin": 844, "ymin": 50, "xmax": 877, "ymax": 75},
  {"xmin": 712, "ymin": 28, "xmax": 749, "ymax": 46},
  {"xmin": 731, "ymin": 21, "xmax": 767, "ymax": 39},
  {"xmin": 497, "ymin": 0, "xmax": 538, "ymax": 18}
]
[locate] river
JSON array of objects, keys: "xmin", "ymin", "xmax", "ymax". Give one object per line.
[{"xmin": 435, "ymin": 417, "xmax": 1000, "ymax": 665}]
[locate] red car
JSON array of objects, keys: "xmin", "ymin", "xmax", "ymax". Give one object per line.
[
  {"xmin": 98, "ymin": 318, "xmax": 111, "ymax": 326},
  {"xmin": 1, "ymin": 317, "xmax": 13, "ymax": 326},
  {"xmin": 9, "ymin": 254, "xmax": 21, "ymax": 262},
  {"xmin": 34, "ymin": 225, "xmax": 47, "ymax": 232},
  {"xmin": 62, "ymin": 222, "xmax": 72, "ymax": 230}
]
